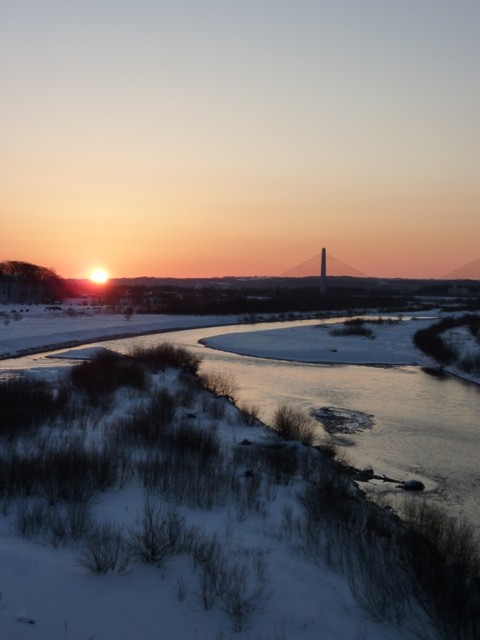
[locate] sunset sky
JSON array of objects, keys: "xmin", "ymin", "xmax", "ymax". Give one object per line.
[{"xmin": 1, "ymin": 1, "xmax": 479, "ymax": 279}]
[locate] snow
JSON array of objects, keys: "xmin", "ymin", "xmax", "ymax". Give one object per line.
[
  {"xmin": 444, "ymin": 325, "xmax": 479, "ymax": 358},
  {"xmin": 202, "ymin": 317, "xmax": 434, "ymax": 366},
  {"xmin": 440, "ymin": 324, "xmax": 480, "ymax": 383},
  {"xmin": 2, "ymin": 306, "xmax": 474, "ymax": 639},
  {"xmin": 47, "ymin": 346, "xmax": 114, "ymax": 360},
  {"xmin": 0, "ymin": 307, "xmax": 445, "ymax": 369},
  {"xmin": 0, "ymin": 305, "xmax": 240, "ymax": 360},
  {"xmin": 0, "ymin": 370, "xmax": 419, "ymax": 640}
]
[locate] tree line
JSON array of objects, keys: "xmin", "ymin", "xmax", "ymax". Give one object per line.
[{"xmin": 0, "ymin": 260, "xmax": 71, "ymax": 303}]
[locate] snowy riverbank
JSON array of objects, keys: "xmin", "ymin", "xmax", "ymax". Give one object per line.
[
  {"xmin": 0, "ymin": 306, "xmax": 240, "ymax": 360},
  {"xmin": 1, "ymin": 307, "xmax": 480, "ymax": 638},
  {"xmin": 2, "ymin": 307, "xmax": 479, "ymax": 387},
  {"xmin": 0, "ymin": 312, "xmax": 431, "ymax": 640},
  {"xmin": 0, "ymin": 306, "xmax": 436, "ymax": 367},
  {"xmin": 202, "ymin": 317, "xmax": 435, "ymax": 366}
]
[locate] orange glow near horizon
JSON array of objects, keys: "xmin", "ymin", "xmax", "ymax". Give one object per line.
[{"xmin": 1, "ymin": 3, "xmax": 480, "ymax": 281}]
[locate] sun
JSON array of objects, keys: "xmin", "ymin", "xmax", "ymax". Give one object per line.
[{"xmin": 89, "ymin": 268, "xmax": 110, "ymax": 284}]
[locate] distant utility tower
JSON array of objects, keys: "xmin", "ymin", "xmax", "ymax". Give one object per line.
[{"xmin": 319, "ymin": 247, "xmax": 327, "ymax": 293}]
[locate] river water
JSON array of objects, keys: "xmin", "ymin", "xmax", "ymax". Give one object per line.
[{"xmin": 2, "ymin": 319, "xmax": 480, "ymax": 530}]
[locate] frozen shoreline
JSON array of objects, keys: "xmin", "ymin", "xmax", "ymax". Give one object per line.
[
  {"xmin": 201, "ymin": 318, "xmax": 434, "ymax": 366},
  {"xmin": 0, "ymin": 307, "xmax": 240, "ymax": 361},
  {"xmin": 0, "ymin": 306, "xmax": 432, "ymax": 365},
  {"xmin": 1, "ymin": 307, "xmax": 479, "ymax": 385}
]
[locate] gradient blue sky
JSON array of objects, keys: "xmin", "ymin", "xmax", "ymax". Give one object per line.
[{"xmin": 1, "ymin": 1, "xmax": 479, "ymax": 278}]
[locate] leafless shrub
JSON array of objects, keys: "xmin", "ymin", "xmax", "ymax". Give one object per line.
[
  {"xmin": 130, "ymin": 343, "xmax": 201, "ymax": 374},
  {"xmin": 175, "ymin": 372, "xmax": 201, "ymax": 408},
  {"xmin": 232, "ymin": 441, "xmax": 258, "ymax": 469},
  {"xmin": 70, "ymin": 350, "xmax": 146, "ymax": 401},
  {"xmin": 292, "ymin": 448, "xmax": 480, "ymax": 635},
  {"xmin": 0, "ymin": 497, "xmax": 12, "ymax": 516},
  {"xmin": 103, "ymin": 440, "xmax": 134, "ymax": 488},
  {"xmin": 128, "ymin": 500, "xmax": 188, "ymax": 566},
  {"xmin": 175, "ymin": 577, "xmax": 189, "ymax": 602},
  {"xmin": 296, "ymin": 460, "xmax": 363, "ymax": 569},
  {"xmin": 278, "ymin": 504, "xmax": 297, "ymax": 543},
  {"xmin": 0, "ymin": 437, "xmax": 114, "ymax": 505},
  {"xmin": 79, "ymin": 522, "xmax": 130, "ymax": 574},
  {"xmin": 41, "ymin": 441, "xmax": 118, "ymax": 504},
  {"xmin": 0, "ymin": 375, "xmax": 67, "ymax": 436},
  {"xmin": 198, "ymin": 560, "xmax": 220, "ymax": 611},
  {"xmin": 192, "ymin": 532, "xmax": 268, "ymax": 629},
  {"xmin": 257, "ymin": 445, "xmax": 298, "ymax": 484},
  {"xmin": 300, "ymin": 453, "xmax": 352, "ymax": 515},
  {"xmin": 235, "ymin": 473, "xmax": 268, "ymax": 522},
  {"xmin": 139, "ymin": 450, "xmax": 236, "ymax": 510},
  {"xmin": 296, "ymin": 453, "xmax": 375, "ymax": 566},
  {"xmin": 346, "ymin": 533, "xmax": 408, "ymax": 624},
  {"xmin": 65, "ymin": 502, "xmax": 94, "ymax": 540},
  {"xmin": 400, "ymin": 499, "xmax": 480, "ymax": 639},
  {"xmin": 272, "ymin": 404, "xmax": 315, "ymax": 446},
  {"xmin": 193, "ymin": 534, "xmax": 225, "ymax": 610},
  {"xmin": 202, "ymin": 396, "xmax": 226, "ymax": 420},
  {"xmin": 198, "ymin": 371, "xmax": 238, "ymax": 402},
  {"xmin": 168, "ymin": 422, "xmax": 220, "ymax": 464},
  {"xmin": 15, "ymin": 500, "xmax": 93, "ymax": 547},
  {"xmin": 15, "ymin": 502, "xmax": 52, "ymax": 539},
  {"xmin": 236, "ymin": 402, "xmax": 262, "ymax": 426},
  {"xmin": 116, "ymin": 389, "xmax": 177, "ymax": 447},
  {"xmin": 217, "ymin": 550, "xmax": 268, "ymax": 631}
]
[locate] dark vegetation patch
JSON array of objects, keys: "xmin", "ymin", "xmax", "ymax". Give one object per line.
[
  {"xmin": 400, "ymin": 500, "xmax": 480, "ymax": 639},
  {"xmin": 0, "ymin": 438, "xmax": 124, "ymax": 504},
  {"xmin": 330, "ymin": 318, "xmax": 374, "ymax": 338},
  {"xmin": 129, "ymin": 342, "xmax": 201, "ymax": 374},
  {"xmin": 115, "ymin": 388, "xmax": 177, "ymax": 447},
  {"xmin": 0, "ymin": 375, "xmax": 69, "ymax": 436},
  {"xmin": 290, "ymin": 454, "xmax": 480, "ymax": 637},
  {"xmin": 70, "ymin": 350, "xmax": 146, "ymax": 400},
  {"xmin": 414, "ymin": 314, "xmax": 480, "ymax": 369}
]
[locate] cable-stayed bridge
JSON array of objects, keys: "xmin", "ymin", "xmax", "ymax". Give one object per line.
[
  {"xmin": 280, "ymin": 251, "xmax": 480, "ymax": 280},
  {"xmin": 279, "ymin": 250, "xmax": 480, "ymax": 292},
  {"xmin": 441, "ymin": 256, "xmax": 480, "ymax": 281},
  {"xmin": 279, "ymin": 250, "xmax": 367, "ymax": 279}
]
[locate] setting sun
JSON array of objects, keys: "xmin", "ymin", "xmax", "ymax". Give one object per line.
[{"xmin": 89, "ymin": 268, "xmax": 109, "ymax": 284}]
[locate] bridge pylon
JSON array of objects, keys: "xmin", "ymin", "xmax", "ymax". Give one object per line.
[{"xmin": 319, "ymin": 247, "xmax": 327, "ymax": 294}]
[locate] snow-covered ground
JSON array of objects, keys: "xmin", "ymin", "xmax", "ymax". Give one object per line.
[
  {"xmin": 1, "ymin": 306, "xmax": 478, "ymax": 639},
  {"xmin": 0, "ymin": 305, "xmax": 240, "ymax": 360},
  {"xmin": 202, "ymin": 315, "xmax": 480, "ymax": 386},
  {"xmin": 0, "ymin": 306, "xmax": 437, "ymax": 368},
  {"xmin": 202, "ymin": 317, "xmax": 434, "ymax": 366},
  {"xmin": 0, "ymin": 306, "xmax": 453, "ymax": 371},
  {"xmin": 441, "ymin": 324, "xmax": 480, "ymax": 384}
]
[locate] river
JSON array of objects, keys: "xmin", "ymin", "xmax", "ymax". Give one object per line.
[{"xmin": 2, "ymin": 318, "xmax": 479, "ymax": 530}]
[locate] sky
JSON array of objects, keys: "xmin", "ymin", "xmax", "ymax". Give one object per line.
[{"xmin": 1, "ymin": 1, "xmax": 479, "ymax": 279}]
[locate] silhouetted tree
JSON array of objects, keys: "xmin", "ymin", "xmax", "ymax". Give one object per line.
[{"xmin": 0, "ymin": 261, "xmax": 69, "ymax": 303}]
